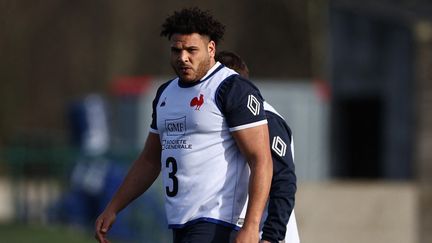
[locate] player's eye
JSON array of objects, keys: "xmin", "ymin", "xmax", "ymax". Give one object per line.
[{"xmin": 188, "ymin": 48, "xmax": 198, "ymax": 53}]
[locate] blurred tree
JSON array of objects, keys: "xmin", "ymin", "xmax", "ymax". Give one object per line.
[{"xmin": 0, "ymin": 0, "xmax": 316, "ymax": 144}]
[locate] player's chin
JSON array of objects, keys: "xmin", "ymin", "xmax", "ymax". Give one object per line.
[{"xmin": 179, "ymin": 74, "xmax": 197, "ymax": 83}]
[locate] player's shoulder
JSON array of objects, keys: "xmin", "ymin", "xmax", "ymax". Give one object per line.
[
  {"xmin": 152, "ymin": 78, "xmax": 177, "ymax": 105},
  {"xmin": 216, "ymin": 63, "xmax": 238, "ymax": 77},
  {"xmin": 265, "ymin": 110, "xmax": 292, "ymax": 139},
  {"xmin": 156, "ymin": 78, "xmax": 176, "ymax": 93},
  {"xmin": 264, "ymin": 102, "xmax": 284, "ymax": 119},
  {"xmin": 223, "ymin": 74, "xmax": 260, "ymax": 90},
  {"xmin": 216, "ymin": 74, "xmax": 263, "ymax": 100}
]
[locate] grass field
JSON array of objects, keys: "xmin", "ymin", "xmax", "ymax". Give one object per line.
[{"xmin": 0, "ymin": 223, "xmax": 95, "ymax": 243}]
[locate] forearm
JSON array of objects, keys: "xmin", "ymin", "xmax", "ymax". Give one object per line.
[
  {"xmin": 104, "ymin": 133, "xmax": 161, "ymax": 214},
  {"xmin": 243, "ymin": 157, "xmax": 273, "ymax": 230},
  {"xmin": 231, "ymin": 124, "xmax": 273, "ymax": 241},
  {"xmin": 105, "ymin": 159, "xmax": 160, "ymax": 214}
]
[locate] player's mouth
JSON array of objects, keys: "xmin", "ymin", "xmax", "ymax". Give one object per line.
[{"xmin": 179, "ymin": 66, "xmax": 192, "ymax": 74}]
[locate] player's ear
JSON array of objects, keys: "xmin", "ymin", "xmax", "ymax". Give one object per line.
[{"xmin": 208, "ymin": 40, "xmax": 216, "ymax": 58}]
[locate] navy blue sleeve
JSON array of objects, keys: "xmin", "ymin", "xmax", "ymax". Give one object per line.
[
  {"xmin": 261, "ymin": 111, "xmax": 297, "ymax": 243},
  {"xmin": 150, "ymin": 80, "xmax": 173, "ymax": 131},
  {"xmin": 216, "ymin": 75, "xmax": 267, "ymax": 130}
]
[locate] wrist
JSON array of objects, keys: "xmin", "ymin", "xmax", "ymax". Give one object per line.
[
  {"xmin": 241, "ymin": 220, "xmax": 260, "ymax": 232},
  {"xmin": 105, "ymin": 202, "xmax": 120, "ymax": 215}
]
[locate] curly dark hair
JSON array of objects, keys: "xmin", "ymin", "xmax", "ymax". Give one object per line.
[{"xmin": 160, "ymin": 7, "xmax": 225, "ymax": 44}]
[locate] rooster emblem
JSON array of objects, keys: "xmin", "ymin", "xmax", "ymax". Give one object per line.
[{"xmin": 190, "ymin": 94, "xmax": 204, "ymax": 110}]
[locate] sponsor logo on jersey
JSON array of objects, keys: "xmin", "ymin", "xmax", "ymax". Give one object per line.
[
  {"xmin": 247, "ymin": 95, "xmax": 260, "ymax": 116},
  {"xmin": 190, "ymin": 94, "xmax": 204, "ymax": 110},
  {"xmin": 165, "ymin": 116, "xmax": 186, "ymax": 136},
  {"xmin": 161, "ymin": 139, "xmax": 192, "ymax": 150},
  {"xmin": 272, "ymin": 136, "xmax": 287, "ymax": 157}
]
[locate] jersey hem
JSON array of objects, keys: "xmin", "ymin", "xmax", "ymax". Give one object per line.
[
  {"xmin": 149, "ymin": 128, "xmax": 159, "ymax": 134},
  {"xmin": 168, "ymin": 217, "xmax": 240, "ymax": 231}
]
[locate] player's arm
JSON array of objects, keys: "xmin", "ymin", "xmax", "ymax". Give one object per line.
[
  {"xmin": 261, "ymin": 112, "xmax": 297, "ymax": 242},
  {"xmin": 95, "ymin": 132, "xmax": 161, "ymax": 243},
  {"xmin": 232, "ymin": 124, "xmax": 273, "ymax": 243},
  {"xmin": 217, "ymin": 75, "xmax": 273, "ymax": 242},
  {"xmin": 216, "ymin": 75, "xmax": 273, "ymax": 242}
]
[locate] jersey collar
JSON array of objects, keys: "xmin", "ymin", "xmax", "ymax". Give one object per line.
[{"xmin": 178, "ymin": 62, "xmax": 223, "ymax": 88}]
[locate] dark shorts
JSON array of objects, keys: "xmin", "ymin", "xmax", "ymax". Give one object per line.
[{"xmin": 172, "ymin": 222, "xmax": 238, "ymax": 243}]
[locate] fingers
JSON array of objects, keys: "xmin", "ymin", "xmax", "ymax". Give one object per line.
[
  {"xmin": 95, "ymin": 217, "xmax": 110, "ymax": 243},
  {"xmin": 95, "ymin": 211, "xmax": 117, "ymax": 243},
  {"xmin": 94, "ymin": 218, "xmax": 104, "ymax": 242}
]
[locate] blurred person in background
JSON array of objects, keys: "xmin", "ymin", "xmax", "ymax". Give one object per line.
[
  {"xmin": 95, "ymin": 7, "xmax": 273, "ymax": 243},
  {"xmin": 216, "ymin": 51, "xmax": 299, "ymax": 243}
]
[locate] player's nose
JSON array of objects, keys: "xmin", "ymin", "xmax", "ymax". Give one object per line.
[{"xmin": 178, "ymin": 50, "xmax": 189, "ymax": 63}]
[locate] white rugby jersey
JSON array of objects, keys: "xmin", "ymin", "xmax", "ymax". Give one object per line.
[{"xmin": 149, "ymin": 62, "xmax": 267, "ymax": 229}]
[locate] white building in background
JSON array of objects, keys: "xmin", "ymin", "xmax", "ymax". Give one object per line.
[{"xmin": 255, "ymin": 80, "xmax": 330, "ymax": 181}]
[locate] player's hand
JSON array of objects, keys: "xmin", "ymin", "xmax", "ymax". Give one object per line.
[
  {"xmin": 234, "ymin": 225, "xmax": 259, "ymax": 243},
  {"xmin": 94, "ymin": 209, "xmax": 116, "ymax": 243}
]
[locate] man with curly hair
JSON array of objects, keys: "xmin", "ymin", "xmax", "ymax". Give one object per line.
[
  {"xmin": 95, "ymin": 7, "xmax": 273, "ymax": 243},
  {"xmin": 216, "ymin": 51, "xmax": 300, "ymax": 243}
]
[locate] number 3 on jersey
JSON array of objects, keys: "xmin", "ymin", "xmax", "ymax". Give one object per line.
[{"xmin": 165, "ymin": 157, "xmax": 178, "ymax": 197}]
